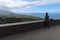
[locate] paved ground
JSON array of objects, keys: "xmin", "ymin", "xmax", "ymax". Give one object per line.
[{"xmin": 0, "ymin": 25, "xmax": 60, "ymax": 40}]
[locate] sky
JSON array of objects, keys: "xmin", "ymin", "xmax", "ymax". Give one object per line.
[{"xmin": 0, "ymin": 0, "xmax": 60, "ymax": 14}]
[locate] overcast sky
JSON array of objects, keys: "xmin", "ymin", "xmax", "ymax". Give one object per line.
[{"xmin": 0, "ymin": 0, "xmax": 60, "ymax": 13}]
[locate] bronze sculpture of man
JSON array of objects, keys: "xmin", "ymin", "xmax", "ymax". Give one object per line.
[{"xmin": 44, "ymin": 12, "xmax": 50, "ymax": 28}]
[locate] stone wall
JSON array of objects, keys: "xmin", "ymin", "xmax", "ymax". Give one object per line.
[
  {"xmin": 0, "ymin": 22, "xmax": 44, "ymax": 37},
  {"xmin": 0, "ymin": 20, "xmax": 60, "ymax": 37},
  {"xmin": 50, "ymin": 20, "xmax": 60, "ymax": 26}
]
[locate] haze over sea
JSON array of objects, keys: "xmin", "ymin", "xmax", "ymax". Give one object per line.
[{"xmin": 31, "ymin": 13, "xmax": 60, "ymax": 19}]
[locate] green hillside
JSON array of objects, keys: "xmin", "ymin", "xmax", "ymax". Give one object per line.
[{"xmin": 0, "ymin": 14, "xmax": 43, "ymax": 24}]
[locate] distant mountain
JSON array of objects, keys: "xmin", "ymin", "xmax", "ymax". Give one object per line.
[
  {"xmin": 0, "ymin": 10, "xmax": 43, "ymax": 20},
  {"xmin": 0, "ymin": 10, "xmax": 14, "ymax": 15}
]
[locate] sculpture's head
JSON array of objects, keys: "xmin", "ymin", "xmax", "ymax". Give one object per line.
[{"xmin": 46, "ymin": 12, "xmax": 48, "ymax": 15}]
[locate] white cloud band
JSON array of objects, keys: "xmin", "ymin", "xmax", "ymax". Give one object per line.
[{"xmin": 0, "ymin": 0, "xmax": 60, "ymax": 8}]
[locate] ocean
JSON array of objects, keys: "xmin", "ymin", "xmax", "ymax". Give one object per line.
[{"xmin": 32, "ymin": 13, "xmax": 60, "ymax": 19}]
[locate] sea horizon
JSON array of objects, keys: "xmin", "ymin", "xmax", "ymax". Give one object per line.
[{"xmin": 30, "ymin": 13, "xmax": 60, "ymax": 19}]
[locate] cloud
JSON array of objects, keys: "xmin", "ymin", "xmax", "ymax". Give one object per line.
[
  {"xmin": 0, "ymin": 0, "xmax": 60, "ymax": 8},
  {"xmin": 0, "ymin": 0, "xmax": 16, "ymax": 8}
]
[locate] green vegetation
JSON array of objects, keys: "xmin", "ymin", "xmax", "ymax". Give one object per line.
[{"xmin": 0, "ymin": 14, "xmax": 43, "ymax": 24}]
